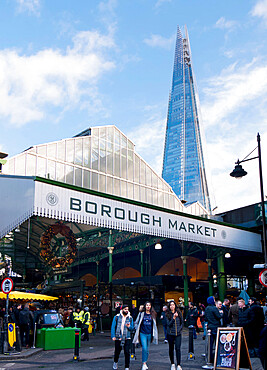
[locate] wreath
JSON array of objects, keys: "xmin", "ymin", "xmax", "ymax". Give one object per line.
[{"xmin": 39, "ymin": 222, "xmax": 77, "ymax": 269}]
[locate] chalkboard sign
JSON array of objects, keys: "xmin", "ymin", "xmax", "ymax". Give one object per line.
[{"xmin": 214, "ymin": 327, "xmax": 252, "ymax": 370}]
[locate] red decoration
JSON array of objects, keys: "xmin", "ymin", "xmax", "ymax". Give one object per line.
[{"xmin": 39, "ymin": 223, "xmax": 77, "ymax": 268}]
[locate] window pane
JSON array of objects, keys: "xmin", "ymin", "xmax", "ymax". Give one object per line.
[
  {"xmin": 92, "ymin": 136, "xmax": 99, "ymax": 171},
  {"xmin": 65, "ymin": 165, "xmax": 74, "ymax": 184},
  {"xmin": 36, "ymin": 157, "xmax": 46, "ymax": 177},
  {"xmin": 47, "ymin": 160, "xmax": 56, "ymax": 180},
  {"xmin": 99, "ymin": 174, "xmax": 106, "ymax": 193},
  {"xmin": 26, "ymin": 154, "xmax": 36, "ymax": 176},
  {"xmin": 37, "ymin": 145, "xmax": 46, "ymax": 156},
  {"xmin": 47, "ymin": 143, "xmax": 57, "ymax": 159},
  {"xmin": 140, "ymin": 186, "xmax": 146, "ymax": 202},
  {"xmin": 134, "ymin": 155, "xmax": 140, "ymax": 183},
  {"xmin": 140, "ymin": 160, "xmax": 146, "ymax": 185},
  {"xmin": 121, "ymin": 180, "xmax": 127, "ymax": 197},
  {"xmin": 128, "ymin": 149, "xmax": 133, "ymax": 181},
  {"xmin": 57, "ymin": 141, "xmax": 65, "ymax": 161},
  {"xmin": 92, "ymin": 172, "xmax": 98, "ymax": 191},
  {"xmin": 128, "ymin": 183, "xmax": 133, "ymax": 199},
  {"xmin": 106, "ymin": 141, "xmax": 113, "ymax": 175},
  {"xmin": 75, "ymin": 140, "xmax": 83, "ymax": 165},
  {"xmin": 106, "ymin": 176, "xmax": 113, "ymax": 194},
  {"xmin": 114, "ymin": 145, "xmax": 120, "ymax": 177},
  {"xmin": 74, "ymin": 167, "xmax": 82, "ymax": 187},
  {"xmin": 83, "ymin": 170, "xmax": 91, "ymax": 189},
  {"xmin": 56, "ymin": 162, "xmax": 65, "ymax": 182},
  {"xmin": 114, "ymin": 178, "xmax": 120, "ymax": 196},
  {"xmin": 66, "ymin": 140, "xmax": 74, "ymax": 163},
  {"xmin": 83, "ymin": 137, "xmax": 90, "ymax": 167},
  {"xmin": 121, "ymin": 148, "xmax": 127, "ymax": 179}
]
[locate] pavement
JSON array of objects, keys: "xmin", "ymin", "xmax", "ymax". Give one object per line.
[{"xmin": 0, "ymin": 327, "xmax": 263, "ymax": 370}]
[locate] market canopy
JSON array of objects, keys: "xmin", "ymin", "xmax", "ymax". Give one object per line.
[{"xmin": 0, "ymin": 291, "xmax": 58, "ymax": 300}]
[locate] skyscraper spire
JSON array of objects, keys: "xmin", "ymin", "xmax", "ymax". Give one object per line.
[{"xmin": 162, "ymin": 25, "xmax": 211, "ymax": 212}]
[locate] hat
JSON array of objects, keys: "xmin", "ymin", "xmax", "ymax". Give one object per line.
[
  {"xmin": 84, "ymin": 307, "xmax": 89, "ymax": 311},
  {"xmin": 121, "ymin": 304, "xmax": 129, "ymax": 310},
  {"xmin": 207, "ymin": 296, "xmax": 215, "ymax": 305}
]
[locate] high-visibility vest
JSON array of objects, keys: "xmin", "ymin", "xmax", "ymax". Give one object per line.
[
  {"xmin": 78, "ymin": 310, "xmax": 84, "ymax": 322},
  {"xmin": 73, "ymin": 312, "xmax": 79, "ymax": 322},
  {"xmin": 83, "ymin": 312, "xmax": 90, "ymax": 326}
]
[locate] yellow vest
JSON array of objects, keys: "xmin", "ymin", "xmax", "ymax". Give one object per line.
[
  {"xmin": 78, "ymin": 310, "xmax": 84, "ymax": 322},
  {"xmin": 83, "ymin": 311, "xmax": 90, "ymax": 326}
]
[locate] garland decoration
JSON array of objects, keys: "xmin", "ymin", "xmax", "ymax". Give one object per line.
[{"xmin": 39, "ymin": 222, "xmax": 77, "ymax": 268}]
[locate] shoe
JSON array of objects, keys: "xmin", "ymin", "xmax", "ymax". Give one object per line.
[
  {"xmin": 113, "ymin": 362, "xmax": 118, "ymax": 370},
  {"xmin": 125, "ymin": 368, "xmax": 129, "ymax": 370},
  {"xmin": 142, "ymin": 365, "xmax": 148, "ymax": 370},
  {"xmin": 164, "ymin": 339, "xmax": 168, "ymax": 343},
  {"xmin": 177, "ymin": 366, "xmax": 182, "ymax": 370},
  {"xmin": 171, "ymin": 365, "xmax": 176, "ymax": 370}
]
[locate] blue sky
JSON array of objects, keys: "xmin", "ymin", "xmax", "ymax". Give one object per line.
[{"xmin": 0, "ymin": 0, "xmax": 267, "ymax": 213}]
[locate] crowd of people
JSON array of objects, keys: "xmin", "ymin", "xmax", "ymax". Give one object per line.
[{"xmin": 110, "ymin": 296, "xmax": 267, "ymax": 370}]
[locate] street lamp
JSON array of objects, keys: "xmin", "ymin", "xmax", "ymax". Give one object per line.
[{"xmin": 230, "ymin": 133, "xmax": 267, "ymax": 267}]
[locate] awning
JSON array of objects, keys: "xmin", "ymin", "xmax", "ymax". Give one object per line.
[{"xmin": 0, "ymin": 291, "xmax": 58, "ymax": 300}]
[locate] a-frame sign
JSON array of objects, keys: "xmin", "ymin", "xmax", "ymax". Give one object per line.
[{"xmin": 214, "ymin": 327, "xmax": 252, "ymax": 370}]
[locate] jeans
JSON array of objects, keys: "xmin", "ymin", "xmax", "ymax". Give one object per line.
[
  {"xmin": 167, "ymin": 334, "xmax": 182, "ymax": 365},
  {"xmin": 163, "ymin": 325, "xmax": 168, "ymax": 340},
  {"xmin": 140, "ymin": 332, "xmax": 151, "ymax": 363},
  {"xmin": 114, "ymin": 339, "xmax": 131, "ymax": 368}
]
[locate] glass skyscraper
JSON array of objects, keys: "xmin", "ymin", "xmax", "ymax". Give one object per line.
[{"xmin": 162, "ymin": 25, "xmax": 211, "ymax": 212}]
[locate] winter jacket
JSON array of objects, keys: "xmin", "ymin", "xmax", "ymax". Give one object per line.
[
  {"xmin": 133, "ymin": 312, "xmax": 158, "ymax": 344},
  {"xmin": 186, "ymin": 307, "xmax": 198, "ymax": 326},
  {"xmin": 229, "ymin": 303, "xmax": 239, "ymax": 326},
  {"xmin": 166, "ymin": 313, "xmax": 183, "ymax": 336},
  {"xmin": 237, "ymin": 305, "xmax": 252, "ymax": 328},
  {"xmin": 160, "ymin": 311, "xmax": 167, "ymax": 327},
  {"xmin": 205, "ymin": 304, "xmax": 221, "ymax": 333},
  {"xmin": 221, "ymin": 305, "xmax": 230, "ymax": 326}
]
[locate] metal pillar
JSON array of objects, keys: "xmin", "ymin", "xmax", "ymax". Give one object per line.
[
  {"xmin": 140, "ymin": 249, "xmax": 144, "ymax": 277},
  {"xmin": 206, "ymin": 258, "xmax": 213, "ymax": 297},
  {"xmin": 217, "ymin": 254, "xmax": 226, "ymax": 301},
  {"xmin": 181, "ymin": 256, "xmax": 189, "ymax": 310},
  {"xmin": 96, "ymin": 260, "xmax": 99, "ymax": 288}
]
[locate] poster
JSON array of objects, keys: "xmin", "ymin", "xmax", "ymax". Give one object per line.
[{"xmin": 215, "ymin": 329, "xmax": 239, "ymax": 368}]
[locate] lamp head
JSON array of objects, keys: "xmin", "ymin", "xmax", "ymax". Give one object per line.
[{"xmin": 230, "ymin": 164, "xmax": 247, "ymax": 179}]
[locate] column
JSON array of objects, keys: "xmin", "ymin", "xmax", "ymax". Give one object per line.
[
  {"xmin": 108, "ymin": 247, "xmax": 114, "ymax": 283},
  {"xmin": 181, "ymin": 256, "xmax": 189, "ymax": 309},
  {"xmin": 206, "ymin": 258, "xmax": 213, "ymax": 297},
  {"xmin": 247, "ymin": 263, "xmax": 254, "ymax": 297},
  {"xmin": 96, "ymin": 260, "xmax": 99, "ymax": 289},
  {"xmin": 140, "ymin": 249, "xmax": 144, "ymax": 277},
  {"xmin": 217, "ymin": 253, "xmax": 227, "ymax": 302}
]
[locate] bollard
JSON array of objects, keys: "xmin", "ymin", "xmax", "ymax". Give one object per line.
[
  {"xmin": 188, "ymin": 325, "xmax": 195, "ymax": 360},
  {"xmin": 202, "ymin": 329, "xmax": 213, "ymax": 369},
  {"xmin": 15, "ymin": 326, "xmax": 22, "ymax": 353},
  {"xmin": 100, "ymin": 315, "xmax": 104, "ymax": 334},
  {"xmin": 0, "ymin": 330, "xmax": 4, "ymax": 354},
  {"xmin": 32, "ymin": 322, "xmax": 37, "ymax": 349},
  {"xmin": 130, "ymin": 331, "xmax": 136, "ymax": 360},
  {"xmin": 73, "ymin": 329, "xmax": 80, "ymax": 362}
]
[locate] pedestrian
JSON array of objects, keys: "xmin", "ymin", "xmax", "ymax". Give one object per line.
[
  {"xmin": 228, "ymin": 297, "xmax": 240, "ymax": 326},
  {"xmin": 247, "ymin": 297, "xmax": 264, "ymax": 356},
  {"xmin": 166, "ymin": 300, "xmax": 183, "ymax": 370},
  {"xmin": 263, "ymin": 302, "xmax": 267, "ymax": 324},
  {"xmin": 197, "ymin": 302, "xmax": 206, "ymax": 339},
  {"xmin": 204, "ymin": 296, "xmax": 222, "ymax": 362},
  {"xmin": 133, "ymin": 301, "xmax": 158, "ymax": 370},
  {"xmin": 73, "ymin": 306, "xmax": 84, "ymax": 328},
  {"xmin": 131, "ymin": 304, "xmax": 138, "ymax": 321},
  {"xmin": 259, "ymin": 325, "xmax": 267, "ymax": 370},
  {"xmin": 237, "ymin": 299, "xmax": 254, "ymax": 356},
  {"xmin": 160, "ymin": 305, "xmax": 168, "ymax": 343},
  {"xmin": 19, "ymin": 303, "xmax": 33, "ymax": 348},
  {"xmin": 215, "ymin": 300, "xmax": 224, "ymax": 326},
  {"xmin": 81, "ymin": 307, "xmax": 90, "ymax": 341},
  {"xmin": 221, "ymin": 299, "xmax": 230, "ymax": 327},
  {"xmin": 185, "ymin": 302, "xmax": 198, "ymax": 339},
  {"xmin": 111, "ymin": 304, "xmax": 134, "ymax": 370}
]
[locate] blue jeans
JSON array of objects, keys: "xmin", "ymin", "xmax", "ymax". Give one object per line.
[{"xmin": 140, "ymin": 332, "xmax": 151, "ymax": 363}]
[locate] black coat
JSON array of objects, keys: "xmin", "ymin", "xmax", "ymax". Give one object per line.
[
  {"xmin": 249, "ymin": 303, "xmax": 265, "ymax": 347},
  {"xmin": 186, "ymin": 307, "xmax": 198, "ymax": 326},
  {"xmin": 166, "ymin": 313, "xmax": 183, "ymax": 336},
  {"xmin": 237, "ymin": 305, "xmax": 252, "ymax": 328},
  {"xmin": 205, "ymin": 305, "xmax": 221, "ymax": 333},
  {"xmin": 221, "ymin": 305, "xmax": 230, "ymax": 326}
]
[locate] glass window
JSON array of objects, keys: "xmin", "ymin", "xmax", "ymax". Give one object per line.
[
  {"xmin": 134, "ymin": 184, "xmax": 140, "ymax": 200},
  {"xmin": 99, "ymin": 174, "xmax": 106, "ymax": 193},
  {"xmin": 65, "ymin": 165, "xmax": 74, "ymax": 184},
  {"xmin": 106, "ymin": 176, "xmax": 113, "ymax": 194},
  {"xmin": 66, "ymin": 140, "xmax": 74, "ymax": 163},
  {"xmin": 151, "ymin": 172, "xmax": 158, "ymax": 189},
  {"xmin": 47, "ymin": 160, "xmax": 56, "ymax": 180},
  {"xmin": 15, "ymin": 155, "xmax": 26, "ymax": 176},
  {"xmin": 92, "ymin": 136, "xmax": 99, "ymax": 171},
  {"xmin": 140, "ymin": 186, "xmax": 146, "ymax": 203},
  {"xmin": 83, "ymin": 137, "xmax": 91, "ymax": 168},
  {"xmin": 146, "ymin": 167, "xmax": 152, "ymax": 187},
  {"xmin": 158, "ymin": 191, "xmax": 164, "ymax": 207},
  {"xmin": 106, "ymin": 141, "xmax": 113, "ymax": 175},
  {"xmin": 74, "ymin": 140, "xmax": 83, "ymax": 165},
  {"xmin": 146, "ymin": 188, "xmax": 152, "ymax": 205},
  {"xmin": 47, "ymin": 143, "xmax": 57, "ymax": 159},
  {"xmin": 56, "ymin": 162, "xmax": 65, "ymax": 182},
  {"xmin": 92, "ymin": 172, "xmax": 98, "ymax": 191},
  {"xmin": 121, "ymin": 181, "xmax": 127, "ymax": 198},
  {"xmin": 140, "ymin": 160, "xmax": 146, "ymax": 185},
  {"xmin": 99, "ymin": 126, "xmax": 106, "ymax": 139},
  {"xmin": 114, "ymin": 178, "xmax": 120, "ymax": 196},
  {"xmin": 106, "ymin": 126, "xmax": 114, "ymax": 143},
  {"xmin": 121, "ymin": 148, "xmax": 127, "ymax": 179},
  {"xmin": 128, "ymin": 182, "xmax": 133, "ymax": 199},
  {"xmin": 114, "ymin": 146, "xmax": 120, "ymax": 177},
  {"xmin": 83, "ymin": 169, "xmax": 91, "ymax": 189},
  {"xmin": 74, "ymin": 167, "xmax": 82, "ymax": 187},
  {"xmin": 115, "ymin": 129, "xmax": 120, "ymax": 146},
  {"xmin": 26, "ymin": 154, "xmax": 36, "ymax": 176},
  {"xmin": 127, "ymin": 149, "xmax": 133, "ymax": 181},
  {"xmin": 57, "ymin": 141, "xmax": 65, "ymax": 162},
  {"xmin": 134, "ymin": 155, "xmax": 140, "ymax": 183},
  {"xmin": 100, "ymin": 139, "xmax": 106, "ymax": 173},
  {"xmin": 36, "ymin": 157, "xmax": 46, "ymax": 177},
  {"xmin": 121, "ymin": 134, "xmax": 127, "ymax": 148},
  {"xmin": 37, "ymin": 145, "xmax": 46, "ymax": 156}
]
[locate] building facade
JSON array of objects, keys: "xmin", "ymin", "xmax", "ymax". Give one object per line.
[{"xmin": 162, "ymin": 26, "xmax": 211, "ymax": 212}]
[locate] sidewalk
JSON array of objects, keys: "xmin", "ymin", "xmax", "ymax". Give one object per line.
[{"xmin": 0, "ymin": 328, "xmax": 263, "ymax": 369}]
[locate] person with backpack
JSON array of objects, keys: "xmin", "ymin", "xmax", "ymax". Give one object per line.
[
  {"xmin": 111, "ymin": 304, "xmax": 134, "ymax": 370},
  {"xmin": 19, "ymin": 303, "xmax": 33, "ymax": 348}
]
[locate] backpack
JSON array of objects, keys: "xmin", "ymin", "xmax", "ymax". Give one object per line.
[{"xmin": 19, "ymin": 309, "xmax": 30, "ymax": 325}]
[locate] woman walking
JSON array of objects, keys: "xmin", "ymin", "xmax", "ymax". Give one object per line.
[
  {"xmin": 166, "ymin": 300, "xmax": 183, "ymax": 370},
  {"xmin": 133, "ymin": 302, "xmax": 158, "ymax": 370}
]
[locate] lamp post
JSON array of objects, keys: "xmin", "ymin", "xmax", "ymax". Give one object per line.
[{"xmin": 230, "ymin": 133, "xmax": 267, "ymax": 267}]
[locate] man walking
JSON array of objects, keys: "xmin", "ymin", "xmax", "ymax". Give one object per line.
[
  {"xmin": 111, "ymin": 304, "xmax": 134, "ymax": 370},
  {"xmin": 205, "ymin": 296, "xmax": 222, "ymax": 362},
  {"xmin": 81, "ymin": 307, "xmax": 90, "ymax": 341},
  {"xmin": 160, "ymin": 305, "xmax": 168, "ymax": 342}
]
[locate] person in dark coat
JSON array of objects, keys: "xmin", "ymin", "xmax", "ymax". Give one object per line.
[
  {"xmin": 248, "ymin": 297, "xmax": 265, "ymax": 355},
  {"xmin": 259, "ymin": 325, "xmax": 267, "ymax": 370},
  {"xmin": 205, "ymin": 296, "xmax": 222, "ymax": 362},
  {"xmin": 160, "ymin": 305, "xmax": 168, "ymax": 342},
  {"xmin": 185, "ymin": 302, "xmax": 198, "ymax": 339},
  {"xmin": 221, "ymin": 299, "xmax": 230, "ymax": 327},
  {"xmin": 229, "ymin": 298, "xmax": 240, "ymax": 326},
  {"xmin": 166, "ymin": 300, "xmax": 183, "ymax": 370},
  {"xmin": 237, "ymin": 299, "xmax": 254, "ymax": 355},
  {"xmin": 19, "ymin": 303, "xmax": 33, "ymax": 347}
]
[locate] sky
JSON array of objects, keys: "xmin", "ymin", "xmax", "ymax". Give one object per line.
[{"xmin": 0, "ymin": 0, "xmax": 267, "ymax": 214}]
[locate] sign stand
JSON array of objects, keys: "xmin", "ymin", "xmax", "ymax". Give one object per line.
[
  {"xmin": 1, "ymin": 277, "xmax": 14, "ymax": 354},
  {"xmin": 214, "ymin": 327, "xmax": 252, "ymax": 370}
]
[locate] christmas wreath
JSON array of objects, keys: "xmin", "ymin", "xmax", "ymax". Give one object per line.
[{"xmin": 39, "ymin": 222, "xmax": 77, "ymax": 268}]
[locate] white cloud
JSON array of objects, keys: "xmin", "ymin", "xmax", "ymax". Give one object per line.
[
  {"xmin": 251, "ymin": 0, "xmax": 267, "ymax": 23},
  {"xmin": 155, "ymin": 0, "xmax": 172, "ymax": 8},
  {"xmin": 144, "ymin": 34, "xmax": 175, "ymax": 49},
  {"xmin": 16, "ymin": 0, "xmax": 40, "ymax": 15},
  {"xmin": 0, "ymin": 30, "xmax": 115, "ymax": 126},
  {"xmin": 215, "ymin": 17, "xmax": 238, "ymax": 30}
]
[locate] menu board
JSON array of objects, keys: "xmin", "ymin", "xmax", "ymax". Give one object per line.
[{"xmin": 214, "ymin": 327, "xmax": 252, "ymax": 370}]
